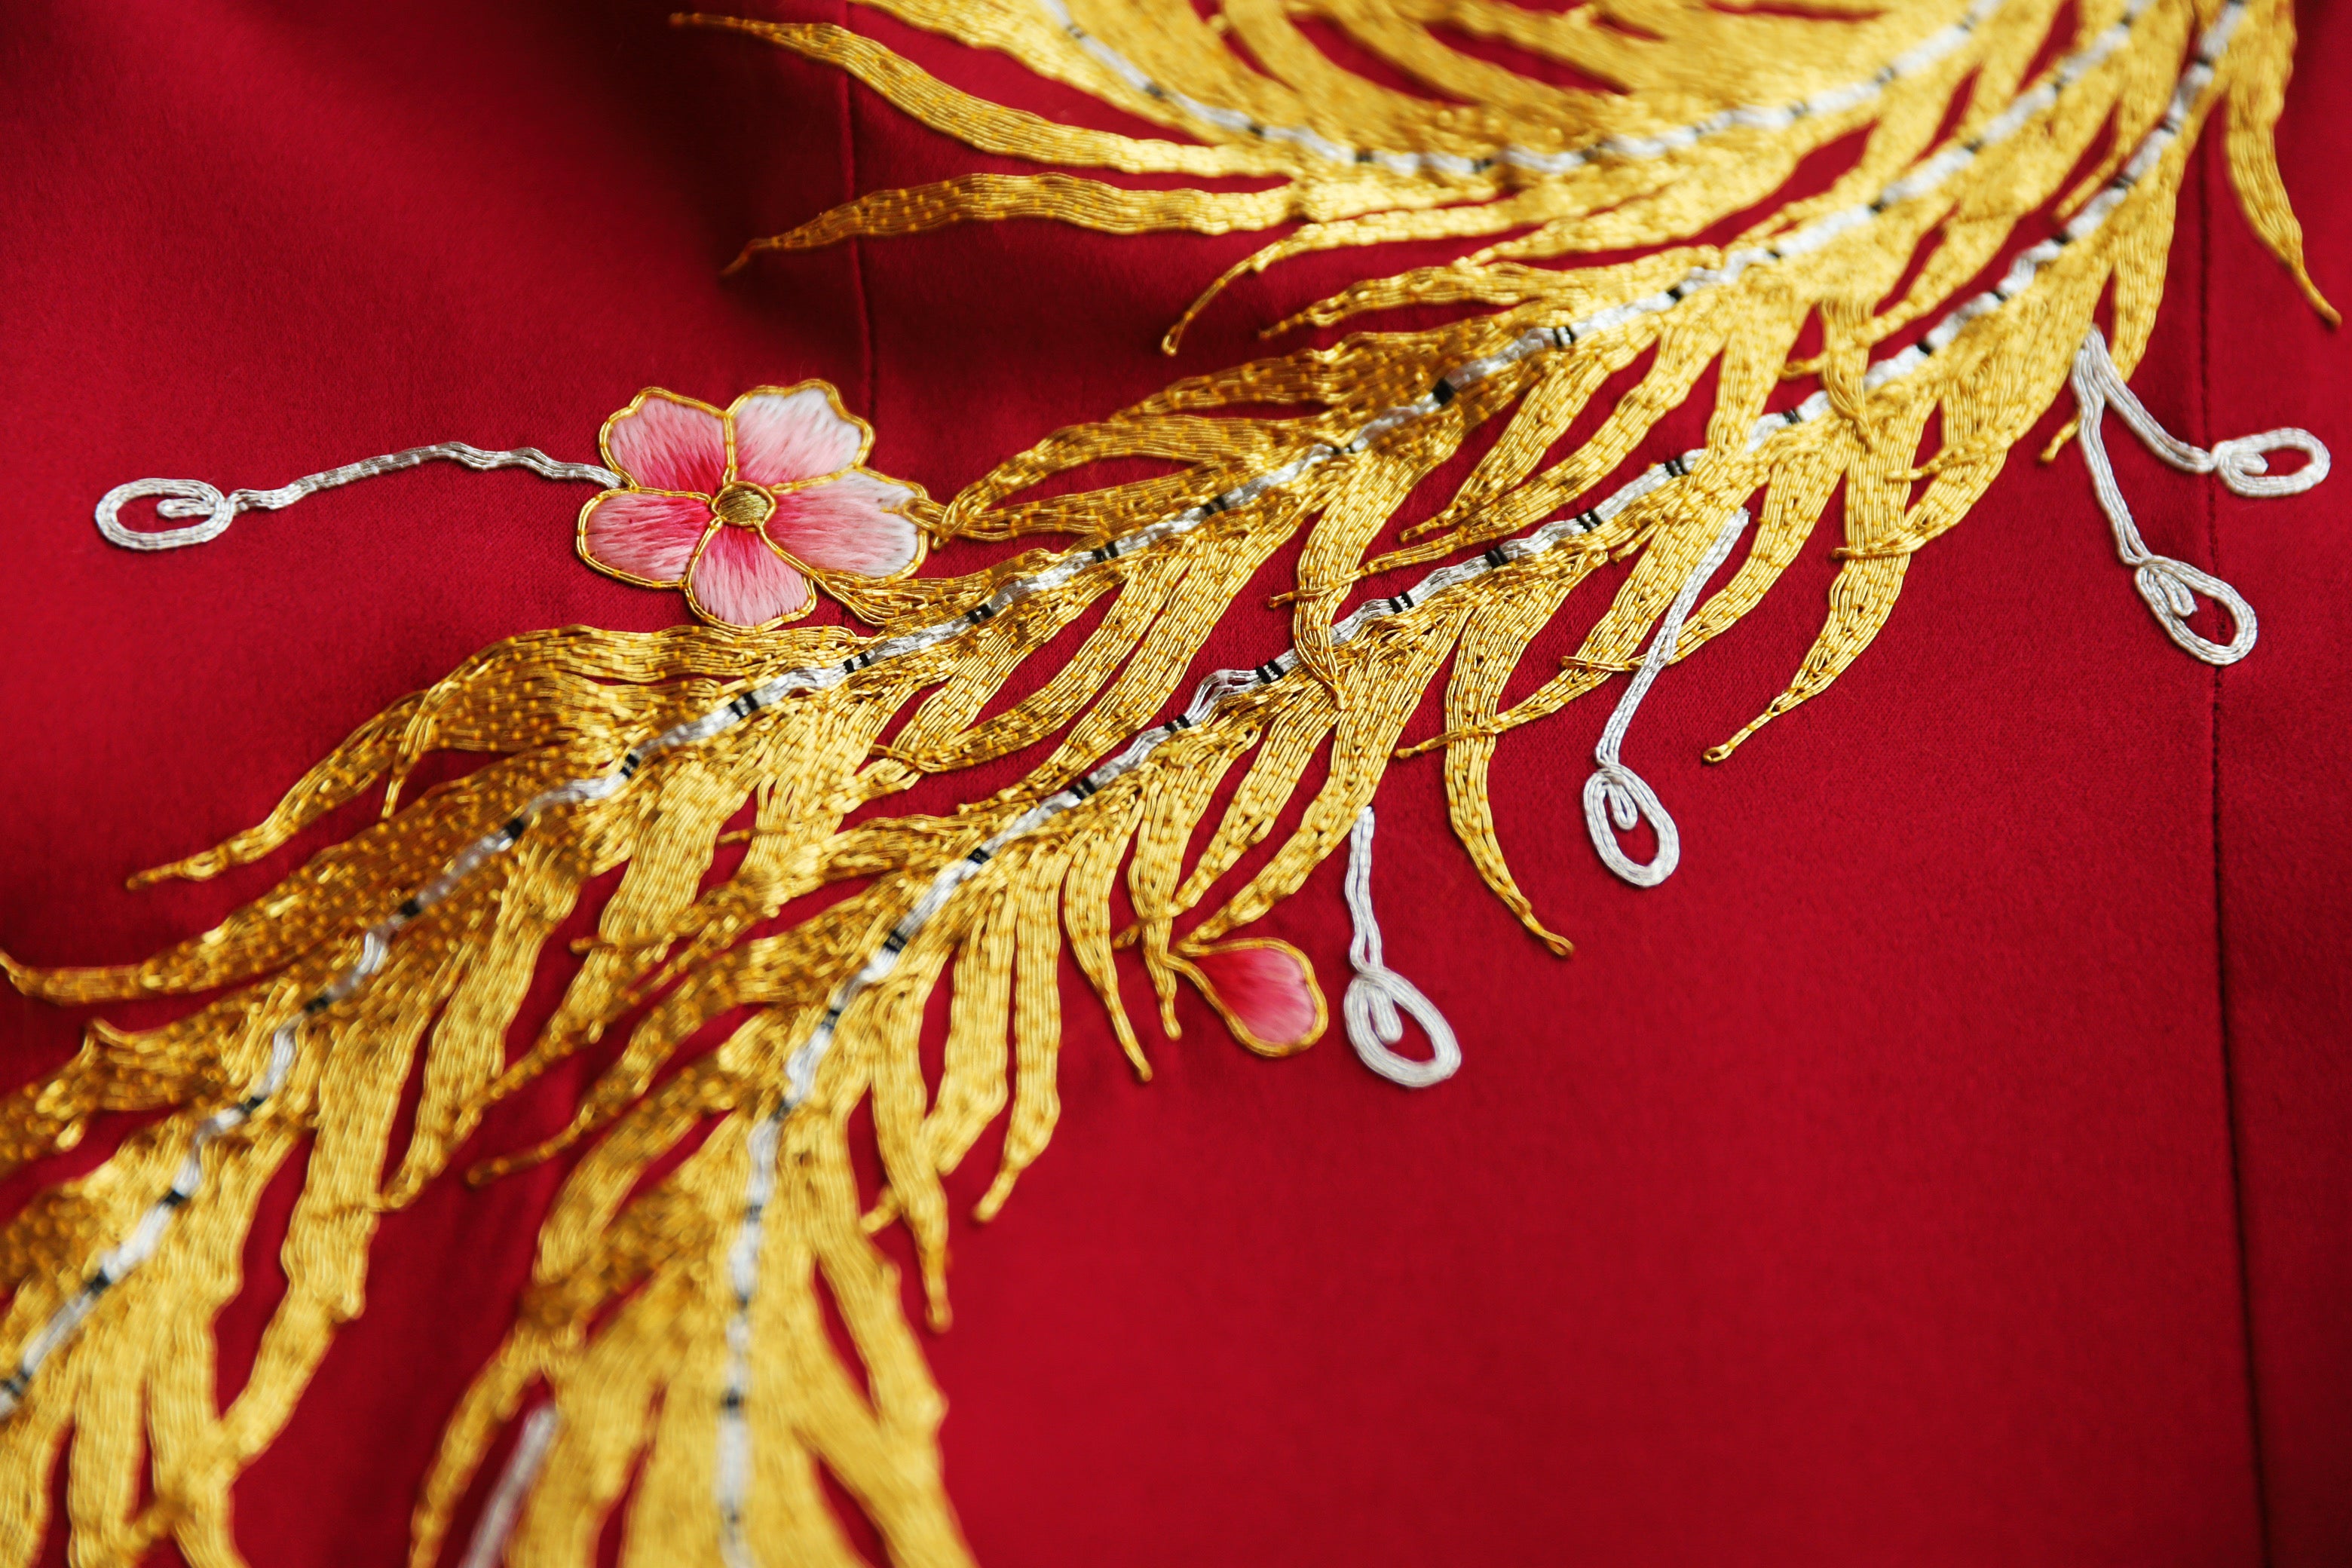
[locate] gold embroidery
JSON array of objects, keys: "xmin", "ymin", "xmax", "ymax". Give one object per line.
[{"xmin": 2, "ymin": 3, "xmax": 2332, "ymax": 1565}]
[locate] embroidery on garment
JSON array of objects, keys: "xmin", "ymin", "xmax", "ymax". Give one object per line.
[
  {"xmin": 0, "ymin": 3, "xmax": 2338, "ymax": 1566},
  {"xmin": 579, "ymin": 384, "xmax": 928, "ymax": 629}
]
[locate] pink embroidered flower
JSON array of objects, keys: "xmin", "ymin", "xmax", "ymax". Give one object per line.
[
  {"xmin": 1177, "ymin": 938, "xmax": 1327, "ymax": 1056},
  {"xmin": 578, "ymin": 383, "xmax": 923, "ymax": 629}
]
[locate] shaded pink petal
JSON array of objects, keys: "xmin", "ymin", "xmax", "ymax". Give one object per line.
[
  {"xmin": 579, "ymin": 491, "xmax": 712, "ymax": 584},
  {"xmin": 688, "ymin": 525, "xmax": 809, "ymax": 627},
  {"xmin": 731, "ymin": 385, "xmax": 867, "ymax": 488},
  {"xmin": 1188, "ymin": 940, "xmax": 1325, "ymax": 1055},
  {"xmin": 605, "ymin": 392, "xmax": 727, "ymax": 494},
  {"xmin": 766, "ymin": 473, "xmax": 919, "ymax": 578}
]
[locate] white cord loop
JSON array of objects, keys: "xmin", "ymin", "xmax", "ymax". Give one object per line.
[
  {"xmin": 95, "ymin": 442, "xmax": 623, "ymax": 551},
  {"xmin": 1340, "ymin": 806, "xmax": 1460, "ymax": 1089},
  {"xmin": 2069, "ymin": 326, "xmax": 2329, "ymax": 666},
  {"xmin": 1583, "ymin": 507, "xmax": 1750, "ymax": 887}
]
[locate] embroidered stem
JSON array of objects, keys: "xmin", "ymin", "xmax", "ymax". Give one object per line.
[
  {"xmin": 455, "ymin": 1406, "xmax": 560, "ymax": 1568},
  {"xmin": 0, "ymin": 991, "xmax": 310, "ymax": 1419},
  {"xmin": 2069, "ymin": 325, "xmax": 2329, "ymax": 666},
  {"xmin": 1340, "ymin": 806, "xmax": 1460, "ymax": 1089},
  {"xmin": 1032, "ymin": 0, "xmax": 2004, "ymax": 183},
  {"xmin": 95, "ymin": 443, "xmax": 623, "ymax": 552},
  {"xmin": 716, "ymin": 1109, "xmax": 783, "ymax": 1568},
  {"xmin": 1583, "ymin": 508, "xmax": 1748, "ymax": 888}
]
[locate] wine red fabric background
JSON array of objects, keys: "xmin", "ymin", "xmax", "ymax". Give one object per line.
[{"xmin": 2, "ymin": 2, "xmax": 2347, "ymax": 1564}]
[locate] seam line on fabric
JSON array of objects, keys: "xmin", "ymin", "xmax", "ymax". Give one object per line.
[
  {"xmin": 2201, "ymin": 132, "xmax": 2274, "ymax": 1568},
  {"xmin": 840, "ymin": 0, "xmax": 877, "ymax": 429}
]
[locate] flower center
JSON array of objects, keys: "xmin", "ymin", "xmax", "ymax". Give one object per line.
[{"xmin": 711, "ymin": 482, "xmax": 775, "ymax": 528}]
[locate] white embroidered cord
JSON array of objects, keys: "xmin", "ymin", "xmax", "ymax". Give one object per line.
[
  {"xmin": 715, "ymin": 1107, "xmax": 784, "ymax": 1568},
  {"xmin": 455, "ymin": 1405, "xmax": 561, "ymax": 1568},
  {"xmin": 1340, "ymin": 806, "xmax": 1460, "ymax": 1089},
  {"xmin": 95, "ymin": 443, "xmax": 622, "ymax": 551},
  {"xmin": 1036, "ymin": 0, "xmax": 2007, "ymax": 179},
  {"xmin": 0, "ymin": 977, "xmax": 313, "ymax": 1419},
  {"xmin": 2070, "ymin": 326, "xmax": 2329, "ymax": 665},
  {"xmin": 1582, "ymin": 508, "xmax": 1750, "ymax": 888}
]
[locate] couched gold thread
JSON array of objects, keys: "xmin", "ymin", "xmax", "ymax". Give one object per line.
[{"xmin": 1, "ymin": 3, "xmax": 2333, "ymax": 1566}]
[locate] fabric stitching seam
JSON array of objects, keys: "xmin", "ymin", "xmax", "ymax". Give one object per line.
[{"xmin": 2202, "ymin": 124, "xmax": 2274, "ymax": 1568}]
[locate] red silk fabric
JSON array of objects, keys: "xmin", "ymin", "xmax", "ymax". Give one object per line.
[{"xmin": 2, "ymin": 2, "xmax": 2347, "ymax": 1563}]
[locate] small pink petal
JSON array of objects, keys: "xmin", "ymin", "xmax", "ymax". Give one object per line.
[
  {"xmin": 766, "ymin": 472, "xmax": 919, "ymax": 578},
  {"xmin": 605, "ymin": 391, "xmax": 728, "ymax": 494},
  {"xmin": 688, "ymin": 525, "xmax": 810, "ymax": 627},
  {"xmin": 730, "ymin": 385, "xmax": 867, "ymax": 488},
  {"xmin": 579, "ymin": 491, "xmax": 713, "ymax": 584},
  {"xmin": 1189, "ymin": 940, "xmax": 1324, "ymax": 1055}
]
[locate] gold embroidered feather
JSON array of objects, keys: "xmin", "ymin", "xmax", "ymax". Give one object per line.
[{"xmin": 0, "ymin": 2, "xmax": 2330, "ymax": 1564}]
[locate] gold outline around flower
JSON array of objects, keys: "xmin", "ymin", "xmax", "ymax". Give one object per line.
[{"xmin": 576, "ymin": 381, "xmax": 929, "ymax": 630}]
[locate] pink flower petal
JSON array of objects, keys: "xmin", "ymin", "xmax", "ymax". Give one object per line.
[
  {"xmin": 766, "ymin": 472, "xmax": 919, "ymax": 578},
  {"xmin": 688, "ymin": 525, "xmax": 810, "ymax": 628},
  {"xmin": 578, "ymin": 491, "xmax": 714, "ymax": 585},
  {"xmin": 1187, "ymin": 939, "xmax": 1325, "ymax": 1056},
  {"xmin": 604, "ymin": 391, "xmax": 728, "ymax": 494},
  {"xmin": 730, "ymin": 384, "xmax": 868, "ymax": 488}
]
